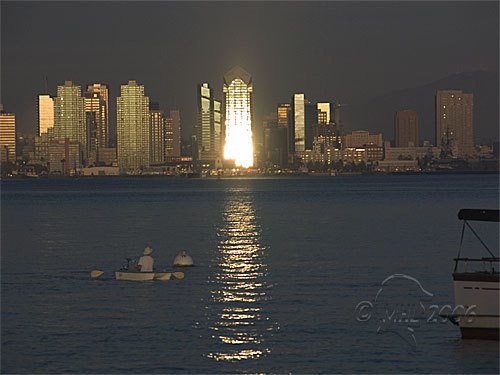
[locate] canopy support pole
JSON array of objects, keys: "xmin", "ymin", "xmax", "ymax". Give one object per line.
[{"xmin": 464, "ymin": 220, "xmax": 495, "ymax": 258}]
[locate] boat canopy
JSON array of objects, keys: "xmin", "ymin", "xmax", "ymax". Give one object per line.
[{"xmin": 458, "ymin": 209, "xmax": 499, "ymax": 222}]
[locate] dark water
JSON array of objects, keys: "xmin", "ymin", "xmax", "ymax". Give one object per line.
[{"xmin": 1, "ymin": 175, "xmax": 499, "ymax": 373}]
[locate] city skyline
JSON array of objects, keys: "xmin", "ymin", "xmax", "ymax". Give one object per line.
[{"xmin": 2, "ymin": 2, "xmax": 498, "ymax": 142}]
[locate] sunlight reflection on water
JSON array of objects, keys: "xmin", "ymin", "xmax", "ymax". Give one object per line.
[{"xmin": 207, "ymin": 188, "xmax": 271, "ymax": 361}]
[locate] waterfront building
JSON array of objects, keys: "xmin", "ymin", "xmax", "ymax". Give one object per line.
[
  {"xmin": 97, "ymin": 147, "xmax": 117, "ymax": 166},
  {"xmin": 53, "ymin": 81, "xmax": 85, "ymax": 148},
  {"xmin": 343, "ymin": 130, "xmax": 383, "ymax": 148},
  {"xmin": 436, "ymin": 90, "xmax": 474, "ymax": 157},
  {"xmin": 37, "ymin": 95, "xmax": 54, "ymax": 136},
  {"xmin": 150, "ymin": 103, "xmax": 165, "ymax": 164},
  {"xmin": 47, "ymin": 139, "xmax": 81, "ymax": 175},
  {"xmin": 263, "ymin": 124, "xmax": 287, "ymax": 168},
  {"xmin": 292, "ymin": 93, "xmax": 306, "ymax": 152},
  {"xmin": 116, "ymin": 80, "xmax": 150, "ymax": 173},
  {"xmin": 395, "ymin": 110, "xmax": 419, "ymax": 147},
  {"xmin": 17, "ymin": 132, "xmax": 36, "ymax": 161},
  {"xmin": 317, "ymin": 102, "xmax": 332, "ymax": 125},
  {"xmin": 165, "ymin": 116, "xmax": 174, "ymax": 161},
  {"xmin": 170, "ymin": 110, "xmax": 182, "ymax": 160},
  {"xmin": 86, "ymin": 84, "xmax": 109, "ymax": 147},
  {"xmin": 197, "ymin": 83, "xmax": 222, "ymax": 166},
  {"xmin": 84, "ymin": 90, "xmax": 107, "ymax": 166},
  {"xmin": 223, "ymin": 66, "xmax": 253, "ymax": 168},
  {"xmin": 0, "ymin": 107, "xmax": 16, "ymax": 162}
]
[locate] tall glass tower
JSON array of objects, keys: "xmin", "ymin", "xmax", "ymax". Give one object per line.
[
  {"xmin": 197, "ymin": 83, "xmax": 222, "ymax": 165},
  {"xmin": 117, "ymin": 80, "xmax": 150, "ymax": 173},
  {"xmin": 53, "ymin": 81, "xmax": 85, "ymax": 146},
  {"xmin": 223, "ymin": 66, "xmax": 253, "ymax": 168},
  {"xmin": 37, "ymin": 95, "xmax": 54, "ymax": 136}
]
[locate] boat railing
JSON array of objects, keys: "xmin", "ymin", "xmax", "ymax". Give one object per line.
[{"xmin": 453, "ymin": 257, "xmax": 499, "ymax": 274}]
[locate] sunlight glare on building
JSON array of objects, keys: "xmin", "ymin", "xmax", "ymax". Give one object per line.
[{"xmin": 223, "ymin": 66, "xmax": 253, "ymax": 168}]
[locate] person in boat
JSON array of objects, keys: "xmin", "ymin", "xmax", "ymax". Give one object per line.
[{"xmin": 136, "ymin": 246, "xmax": 154, "ymax": 272}]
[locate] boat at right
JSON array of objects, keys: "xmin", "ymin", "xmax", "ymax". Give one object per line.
[{"xmin": 451, "ymin": 209, "xmax": 499, "ymax": 340}]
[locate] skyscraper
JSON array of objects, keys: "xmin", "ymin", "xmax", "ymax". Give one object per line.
[
  {"xmin": 84, "ymin": 90, "xmax": 107, "ymax": 165},
  {"xmin": 149, "ymin": 102, "xmax": 165, "ymax": 164},
  {"xmin": 197, "ymin": 83, "xmax": 222, "ymax": 165},
  {"xmin": 223, "ymin": 66, "xmax": 253, "ymax": 168},
  {"xmin": 37, "ymin": 95, "xmax": 54, "ymax": 136},
  {"xmin": 117, "ymin": 80, "xmax": 150, "ymax": 173},
  {"xmin": 317, "ymin": 102, "xmax": 332, "ymax": 124},
  {"xmin": 277, "ymin": 103, "xmax": 291, "ymax": 156},
  {"xmin": 169, "ymin": 110, "xmax": 182, "ymax": 160},
  {"xmin": 0, "ymin": 106, "xmax": 16, "ymax": 162},
  {"xmin": 436, "ymin": 90, "xmax": 474, "ymax": 157},
  {"xmin": 86, "ymin": 83, "xmax": 109, "ymax": 149},
  {"xmin": 53, "ymin": 81, "xmax": 85, "ymax": 147},
  {"xmin": 292, "ymin": 93, "xmax": 306, "ymax": 152},
  {"xmin": 395, "ymin": 110, "xmax": 419, "ymax": 147}
]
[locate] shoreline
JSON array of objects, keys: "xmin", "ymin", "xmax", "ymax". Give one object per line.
[{"xmin": 2, "ymin": 169, "xmax": 498, "ymax": 181}]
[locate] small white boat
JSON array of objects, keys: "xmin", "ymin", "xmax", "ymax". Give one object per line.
[
  {"xmin": 115, "ymin": 271, "xmax": 172, "ymax": 282},
  {"xmin": 447, "ymin": 209, "xmax": 499, "ymax": 340},
  {"xmin": 173, "ymin": 250, "xmax": 194, "ymax": 267}
]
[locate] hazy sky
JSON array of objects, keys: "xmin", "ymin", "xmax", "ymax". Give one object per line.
[{"xmin": 2, "ymin": 1, "xmax": 498, "ymax": 138}]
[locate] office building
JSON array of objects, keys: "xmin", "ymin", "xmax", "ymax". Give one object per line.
[
  {"xmin": 197, "ymin": 83, "xmax": 222, "ymax": 166},
  {"xmin": 317, "ymin": 102, "xmax": 332, "ymax": 125},
  {"xmin": 116, "ymin": 80, "xmax": 150, "ymax": 173},
  {"xmin": 37, "ymin": 95, "xmax": 54, "ymax": 136},
  {"xmin": 395, "ymin": 110, "xmax": 419, "ymax": 147},
  {"xmin": 0, "ymin": 107, "xmax": 16, "ymax": 162},
  {"xmin": 292, "ymin": 93, "xmax": 306, "ymax": 152},
  {"xmin": 84, "ymin": 90, "xmax": 107, "ymax": 165},
  {"xmin": 86, "ymin": 83, "xmax": 109, "ymax": 148},
  {"xmin": 436, "ymin": 90, "xmax": 474, "ymax": 157},
  {"xmin": 150, "ymin": 103, "xmax": 165, "ymax": 164},
  {"xmin": 53, "ymin": 81, "xmax": 85, "ymax": 147},
  {"xmin": 170, "ymin": 110, "xmax": 181, "ymax": 159},
  {"xmin": 344, "ymin": 130, "xmax": 383, "ymax": 148},
  {"xmin": 223, "ymin": 66, "xmax": 253, "ymax": 168}
]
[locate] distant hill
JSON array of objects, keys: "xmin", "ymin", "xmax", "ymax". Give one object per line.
[{"xmin": 343, "ymin": 70, "xmax": 499, "ymax": 144}]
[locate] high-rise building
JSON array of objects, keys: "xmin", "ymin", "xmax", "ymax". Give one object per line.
[
  {"xmin": 86, "ymin": 83, "xmax": 109, "ymax": 148},
  {"xmin": 116, "ymin": 80, "xmax": 150, "ymax": 173},
  {"xmin": 223, "ymin": 66, "xmax": 253, "ymax": 168},
  {"xmin": 150, "ymin": 103, "xmax": 165, "ymax": 164},
  {"xmin": 292, "ymin": 93, "xmax": 306, "ymax": 152},
  {"xmin": 395, "ymin": 110, "xmax": 419, "ymax": 147},
  {"xmin": 0, "ymin": 107, "xmax": 16, "ymax": 162},
  {"xmin": 436, "ymin": 90, "xmax": 474, "ymax": 157},
  {"xmin": 197, "ymin": 83, "xmax": 222, "ymax": 165},
  {"xmin": 165, "ymin": 116, "xmax": 174, "ymax": 161},
  {"xmin": 277, "ymin": 103, "xmax": 292, "ymax": 156},
  {"xmin": 84, "ymin": 90, "xmax": 107, "ymax": 165},
  {"xmin": 292, "ymin": 94, "xmax": 317, "ymax": 152},
  {"xmin": 170, "ymin": 110, "xmax": 181, "ymax": 160},
  {"xmin": 317, "ymin": 102, "xmax": 332, "ymax": 124},
  {"xmin": 37, "ymin": 95, "xmax": 54, "ymax": 136},
  {"xmin": 53, "ymin": 81, "xmax": 85, "ymax": 145},
  {"xmin": 304, "ymin": 102, "xmax": 317, "ymax": 150}
]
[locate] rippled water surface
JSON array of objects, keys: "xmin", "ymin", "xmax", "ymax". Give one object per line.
[{"xmin": 1, "ymin": 175, "xmax": 499, "ymax": 373}]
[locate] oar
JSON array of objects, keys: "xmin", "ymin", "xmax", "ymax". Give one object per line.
[{"xmin": 90, "ymin": 270, "xmax": 104, "ymax": 279}]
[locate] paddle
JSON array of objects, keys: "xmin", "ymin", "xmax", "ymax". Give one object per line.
[{"xmin": 90, "ymin": 270, "xmax": 104, "ymax": 279}]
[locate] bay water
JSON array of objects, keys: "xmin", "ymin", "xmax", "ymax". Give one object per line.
[{"xmin": 1, "ymin": 175, "xmax": 499, "ymax": 373}]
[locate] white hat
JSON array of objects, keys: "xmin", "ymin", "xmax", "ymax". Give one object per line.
[{"xmin": 143, "ymin": 246, "xmax": 153, "ymax": 255}]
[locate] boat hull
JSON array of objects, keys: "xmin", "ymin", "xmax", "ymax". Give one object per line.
[
  {"xmin": 115, "ymin": 271, "xmax": 171, "ymax": 281},
  {"xmin": 453, "ymin": 273, "xmax": 500, "ymax": 340}
]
